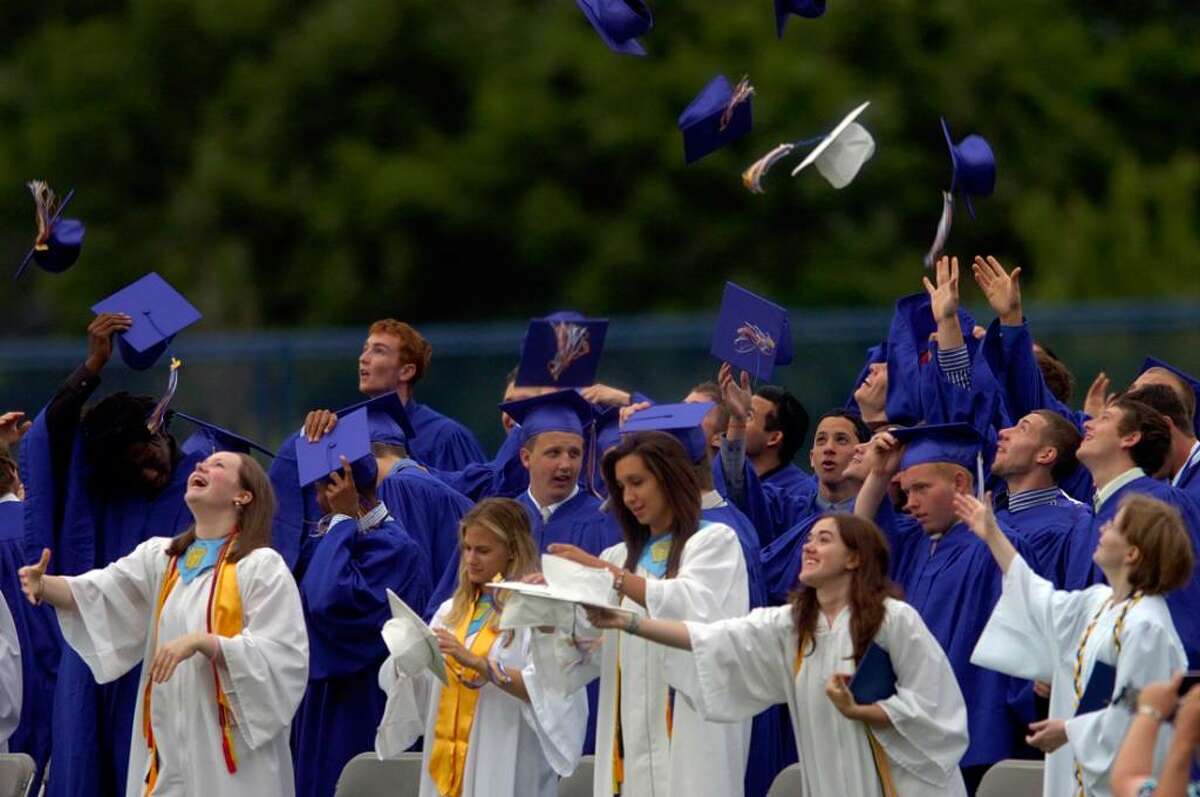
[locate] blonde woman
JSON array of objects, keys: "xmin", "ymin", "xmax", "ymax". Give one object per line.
[
  {"xmin": 18, "ymin": 452, "xmax": 309, "ymax": 797},
  {"xmin": 959, "ymin": 492, "xmax": 1192, "ymax": 797},
  {"xmin": 375, "ymin": 497, "xmax": 586, "ymax": 797}
]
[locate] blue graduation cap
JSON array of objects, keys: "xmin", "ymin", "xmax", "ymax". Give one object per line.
[
  {"xmin": 91, "ymin": 272, "xmax": 202, "ymax": 371},
  {"xmin": 499, "ymin": 389, "xmax": 594, "ymax": 446},
  {"xmin": 892, "ymin": 423, "xmax": 984, "ymax": 482},
  {"xmin": 515, "ymin": 312, "xmax": 608, "ymax": 388},
  {"xmin": 774, "ymin": 0, "xmax": 826, "ymax": 38},
  {"xmin": 295, "ymin": 407, "xmax": 377, "ymax": 489},
  {"xmin": 172, "ymin": 411, "xmax": 274, "ymax": 458},
  {"xmin": 678, "ymin": 75, "xmax": 754, "ymax": 165},
  {"xmin": 1139, "ymin": 357, "xmax": 1200, "ymax": 438},
  {"xmin": 940, "ymin": 118, "xmax": 996, "ymax": 219},
  {"xmin": 1074, "ymin": 661, "xmax": 1116, "ymax": 715},
  {"xmin": 890, "ymin": 292, "xmax": 978, "ymax": 360},
  {"xmin": 15, "ymin": 182, "xmax": 85, "ymax": 280},
  {"xmin": 710, "ymin": 282, "xmax": 793, "ymax": 381},
  {"xmin": 849, "ymin": 642, "xmax": 897, "ymax": 704},
  {"xmin": 621, "ymin": 401, "xmax": 714, "ymax": 463},
  {"xmin": 336, "ymin": 392, "xmax": 416, "ymax": 446},
  {"xmin": 575, "ymin": 0, "xmax": 651, "ymax": 56}
]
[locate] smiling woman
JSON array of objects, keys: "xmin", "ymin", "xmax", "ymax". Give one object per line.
[{"xmin": 17, "ymin": 452, "xmax": 309, "ymax": 797}]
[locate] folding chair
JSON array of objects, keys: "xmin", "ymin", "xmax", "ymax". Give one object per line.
[
  {"xmin": 0, "ymin": 754, "xmax": 35, "ymax": 797},
  {"xmin": 334, "ymin": 751, "xmax": 422, "ymax": 797},
  {"xmin": 977, "ymin": 759, "xmax": 1044, "ymax": 797},
  {"xmin": 767, "ymin": 762, "xmax": 805, "ymax": 797},
  {"xmin": 557, "ymin": 755, "xmax": 594, "ymax": 797}
]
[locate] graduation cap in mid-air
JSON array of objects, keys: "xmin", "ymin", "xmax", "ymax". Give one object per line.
[
  {"xmin": 575, "ymin": 0, "xmax": 652, "ymax": 56},
  {"xmin": 710, "ymin": 281, "xmax": 794, "ymax": 381},
  {"xmin": 15, "ymin": 181, "xmax": 85, "ymax": 280},
  {"xmin": 172, "ymin": 412, "xmax": 275, "ymax": 458},
  {"xmin": 515, "ymin": 312, "xmax": 608, "ymax": 389},
  {"xmin": 621, "ymin": 401, "xmax": 715, "ymax": 463},
  {"xmin": 774, "ymin": 0, "xmax": 827, "ymax": 38},
  {"xmin": 743, "ymin": 101, "xmax": 874, "ymax": 193},
  {"xmin": 91, "ymin": 272, "xmax": 202, "ymax": 371},
  {"xmin": 499, "ymin": 389, "xmax": 594, "ymax": 446},
  {"xmin": 294, "ymin": 407, "xmax": 377, "ymax": 489},
  {"xmin": 1137, "ymin": 357, "xmax": 1200, "ymax": 438},
  {"xmin": 940, "ymin": 117, "xmax": 996, "ymax": 219},
  {"xmin": 678, "ymin": 75, "xmax": 755, "ymax": 165}
]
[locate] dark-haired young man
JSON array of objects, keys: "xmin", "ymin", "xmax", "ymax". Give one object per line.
[
  {"xmin": 1127, "ymin": 367, "xmax": 1200, "ymax": 499},
  {"xmin": 743, "ymin": 384, "xmax": 813, "ymax": 495}
]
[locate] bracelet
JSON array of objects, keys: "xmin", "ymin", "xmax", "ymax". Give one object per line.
[
  {"xmin": 624, "ymin": 612, "xmax": 641, "ymax": 636},
  {"xmin": 613, "ymin": 569, "xmax": 626, "ymax": 595},
  {"xmin": 490, "ymin": 660, "xmax": 513, "ymax": 686},
  {"xmin": 1137, "ymin": 704, "xmax": 1165, "ymax": 722}
]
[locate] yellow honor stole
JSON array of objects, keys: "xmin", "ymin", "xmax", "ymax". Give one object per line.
[
  {"xmin": 428, "ymin": 594, "xmax": 499, "ymax": 797},
  {"xmin": 143, "ymin": 535, "xmax": 244, "ymax": 796}
]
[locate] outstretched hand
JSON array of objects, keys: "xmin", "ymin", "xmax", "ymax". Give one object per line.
[
  {"xmin": 85, "ymin": 312, "xmax": 133, "ymax": 374},
  {"xmin": 580, "ymin": 384, "xmax": 632, "ymax": 408},
  {"xmin": 546, "ymin": 543, "xmax": 609, "ymax": 572},
  {"xmin": 718, "ymin": 362, "xmax": 752, "ymax": 425},
  {"xmin": 952, "ymin": 492, "xmax": 1000, "ymax": 541},
  {"xmin": 922, "ymin": 256, "xmax": 960, "ymax": 323},
  {"xmin": 583, "ymin": 605, "xmax": 631, "ymax": 630},
  {"xmin": 1083, "ymin": 372, "xmax": 1113, "ymax": 419},
  {"xmin": 972, "ymin": 255, "xmax": 1023, "ymax": 325},
  {"xmin": 18, "ymin": 548, "xmax": 50, "ymax": 606}
]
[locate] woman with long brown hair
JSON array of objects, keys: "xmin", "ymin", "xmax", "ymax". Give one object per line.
[
  {"xmin": 536, "ymin": 430, "xmax": 752, "ymax": 797},
  {"xmin": 18, "ymin": 451, "xmax": 309, "ymax": 796},
  {"xmin": 583, "ymin": 512, "xmax": 969, "ymax": 797}
]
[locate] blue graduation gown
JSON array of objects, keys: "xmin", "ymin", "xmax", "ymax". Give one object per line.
[
  {"xmin": 713, "ymin": 452, "xmax": 814, "ymax": 548},
  {"xmin": 378, "ymin": 460, "xmax": 472, "ymax": 585},
  {"xmin": 429, "ymin": 426, "xmax": 529, "ymax": 502},
  {"xmin": 880, "ymin": 516, "xmax": 1029, "ymax": 768},
  {"xmin": 0, "ymin": 502, "xmax": 58, "ymax": 784},
  {"xmin": 1175, "ymin": 446, "xmax": 1200, "ymax": 502},
  {"xmin": 292, "ymin": 516, "xmax": 431, "ymax": 797},
  {"xmin": 762, "ymin": 463, "xmax": 816, "ymax": 497},
  {"xmin": 995, "ymin": 492, "xmax": 1092, "ymax": 587},
  {"xmin": 21, "ymin": 412, "xmax": 200, "ymax": 797},
  {"xmin": 405, "ymin": 399, "xmax": 486, "ymax": 471},
  {"xmin": 1062, "ymin": 476, "xmax": 1200, "ymax": 666}
]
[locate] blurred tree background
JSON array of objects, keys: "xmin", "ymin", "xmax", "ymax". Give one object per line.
[{"xmin": 1, "ymin": 0, "xmax": 1198, "ymax": 334}]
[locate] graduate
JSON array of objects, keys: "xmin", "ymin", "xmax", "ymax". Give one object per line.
[
  {"xmin": 1125, "ymin": 373, "xmax": 1200, "ymax": 499},
  {"xmin": 529, "ymin": 431, "xmax": 751, "ymax": 797},
  {"xmin": 0, "ymin": 442, "xmax": 57, "ymax": 780},
  {"xmin": 0, "ymin": 587, "xmax": 19, "ymax": 754},
  {"xmin": 990, "ymin": 410, "xmax": 1092, "ymax": 585},
  {"xmin": 19, "ymin": 312, "xmax": 214, "ymax": 797},
  {"xmin": 18, "ymin": 451, "xmax": 309, "ymax": 797},
  {"xmin": 291, "ymin": 424, "xmax": 432, "ymax": 797},
  {"xmin": 375, "ymin": 497, "xmax": 587, "ymax": 797},
  {"xmin": 585, "ymin": 513, "xmax": 969, "ymax": 797},
  {"xmin": 427, "ymin": 390, "xmax": 619, "ymax": 613},
  {"xmin": 854, "ymin": 423, "xmax": 1031, "ymax": 793},
  {"xmin": 960, "ymin": 491, "xmax": 1191, "ymax": 797}
]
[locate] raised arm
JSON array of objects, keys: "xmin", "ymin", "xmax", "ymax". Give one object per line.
[
  {"xmin": 584, "ymin": 605, "xmax": 693, "ymax": 650},
  {"xmin": 18, "ymin": 548, "xmax": 75, "ymax": 610},
  {"xmin": 854, "ymin": 431, "xmax": 902, "ymax": 523},
  {"xmin": 953, "ymin": 493, "xmax": 1018, "ymax": 573}
]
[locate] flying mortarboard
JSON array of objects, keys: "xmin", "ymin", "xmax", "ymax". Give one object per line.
[
  {"xmin": 891, "ymin": 423, "xmax": 985, "ymax": 496},
  {"xmin": 743, "ymin": 101, "xmax": 874, "ymax": 193},
  {"xmin": 1138, "ymin": 357, "xmax": 1200, "ymax": 437},
  {"xmin": 383, "ymin": 588, "xmax": 447, "ymax": 684},
  {"xmin": 516, "ymin": 312, "xmax": 608, "ymax": 388},
  {"xmin": 678, "ymin": 75, "xmax": 754, "ymax": 165},
  {"xmin": 173, "ymin": 411, "xmax": 275, "ymax": 458},
  {"xmin": 91, "ymin": 272, "xmax": 202, "ymax": 371},
  {"xmin": 15, "ymin": 181, "xmax": 85, "ymax": 280},
  {"xmin": 336, "ymin": 392, "xmax": 416, "ymax": 446},
  {"xmin": 295, "ymin": 407, "xmax": 377, "ymax": 489},
  {"xmin": 710, "ymin": 281, "xmax": 794, "ymax": 381},
  {"xmin": 940, "ymin": 117, "xmax": 995, "ymax": 219},
  {"xmin": 620, "ymin": 401, "xmax": 714, "ymax": 462},
  {"xmin": 575, "ymin": 0, "xmax": 652, "ymax": 56},
  {"xmin": 774, "ymin": 0, "xmax": 827, "ymax": 38},
  {"xmin": 499, "ymin": 389, "xmax": 594, "ymax": 445}
]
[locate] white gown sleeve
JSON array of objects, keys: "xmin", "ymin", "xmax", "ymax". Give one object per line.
[
  {"xmin": 513, "ymin": 628, "xmax": 588, "ymax": 777},
  {"xmin": 526, "ymin": 618, "xmax": 602, "ymax": 697},
  {"xmin": 1065, "ymin": 612, "xmax": 1187, "ymax": 794},
  {"xmin": 215, "ymin": 548, "xmax": 310, "ymax": 751},
  {"xmin": 57, "ymin": 537, "xmax": 169, "ymax": 683},
  {"xmin": 873, "ymin": 601, "xmax": 970, "ymax": 787},
  {"xmin": 970, "ymin": 554, "xmax": 1098, "ymax": 682},
  {"xmin": 374, "ymin": 657, "xmax": 433, "ymax": 758},
  {"xmin": 672, "ymin": 606, "xmax": 794, "ymax": 723},
  {"xmin": 643, "ymin": 524, "xmax": 747, "ymax": 623},
  {"xmin": 0, "ymin": 592, "xmax": 21, "ymax": 749}
]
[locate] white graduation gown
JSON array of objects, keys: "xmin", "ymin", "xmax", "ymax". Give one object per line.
[
  {"xmin": 374, "ymin": 598, "xmax": 587, "ymax": 797},
  {"xmin": 675, "ymin": 599, "xmax": 968, "ymax": 797},
  {"xmin": 56, "ymin": 537, "xmax": 310, "ymax": 797},
  {"xmin": 971, "ymin": 555, "xmax": 1186, "ymax": 797},
  {"xmin": 0, "ymin": 590, "xmax": 20, "ymax": 753},
  {"xmin": 530, "ymin": 522, "xmax": 751, "ymax": 797}
]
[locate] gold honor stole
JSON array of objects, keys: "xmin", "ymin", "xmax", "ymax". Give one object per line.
[
  {"xmin": 429, "ymin": 596, "xmax": 499, "ymax": 797},
  {"xmin": 794, "ymin": 637, "xmax": 897, "ymax": 797},
  {"xmin": 143, "ymin": 536, "xmax": 243, "ymax": 796}
]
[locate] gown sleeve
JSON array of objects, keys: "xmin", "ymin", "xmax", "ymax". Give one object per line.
[
  {"xmin": 57, "ymin": 536, "xmax": 169, "ymax": 683},
  {"xmin": 873, "ymin": 601, "xmax": 971, "ymax": 787},
  {"xmin": 1065, "ymin": 611, "xmax": 1187, "ymax": 794},
  {"xmin": 0, "ymin": 592, "xmax": 21, "ymax": 747},
  {"xmin": 374, "ymin": 655, "xmax": 434, "ymax": 758},
  {"xmin": 970, "ymin": 553, "xmax": 1098, "ymax": 682},
  {"xmin": 643, "ymin": 524, "xmax": 747, "ymax": 623},
  {"xmin": 678, "ymin": 605, "xmax": 794, "ymax": 722},
  {"xmin": 512, "ymin": 628, "xmax": 588, "ymax": 777},
  {"xmin": 216, "ymin": 548, "xmax": 310, "ymax": 751}
]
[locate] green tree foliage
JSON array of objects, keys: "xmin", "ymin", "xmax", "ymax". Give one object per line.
[{"xmin": 2, "ymin": 0, "xmax": 1197, "ymax": 334}]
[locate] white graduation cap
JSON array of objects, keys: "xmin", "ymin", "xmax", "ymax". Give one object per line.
[
  {"xmin": 488, "ymin": 554, "xmax": 617, "ymax": 630},
  {"xmin": 381, "ymin": 588, "xmax": 447, "ymax": 684},
  {"xmin": 790, "ymin": 101, "xmax": 875, "ymax": 189}
]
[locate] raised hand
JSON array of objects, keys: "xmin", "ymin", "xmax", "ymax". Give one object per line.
[
  {"xmin": 718, "ymin": 362, "xmax": 752, "ymax": 424},
  {"xmin": 321, "ymin": 456, "xmax": 361, "ymax": 517},
  {"xmin": 1083, "ymin": 372, "xmax": 1113, "ymax": 419},
  {"xmin": 952, "ymin": 492, "xmax": 1000, "ymax": 541},
  {"xmin": 303, "ymin": 409, "xmax": 338, "ymax": 442},
  {"xmin": 618, "ymin": 400, "xmax": 652, "ymax": 427},
  {"xmin": 579, "ymin": 384, "xmax": 632, "ymax": 408},
  {"xmin": 922, "ymin": 256, "xmax": 960, "ymax": 324},
  {"xmin": 865, "ymin": 431, "xmax": 903, "ymax": 479},
  {"xmin": 85, "ymin": 312, "xmax": 133, "ymax": 374},
  {"xmin": 0, "ymin": 411, "xmax": 32, "ymax": 448},
  {"xmin": 972, "ymin": 255, "xmax": 1023, "ymax": 326}
]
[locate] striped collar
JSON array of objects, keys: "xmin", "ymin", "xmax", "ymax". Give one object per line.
[{"xmin": 1007, "ymin": 486, "xmax": 1062, "ymax": 514}]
